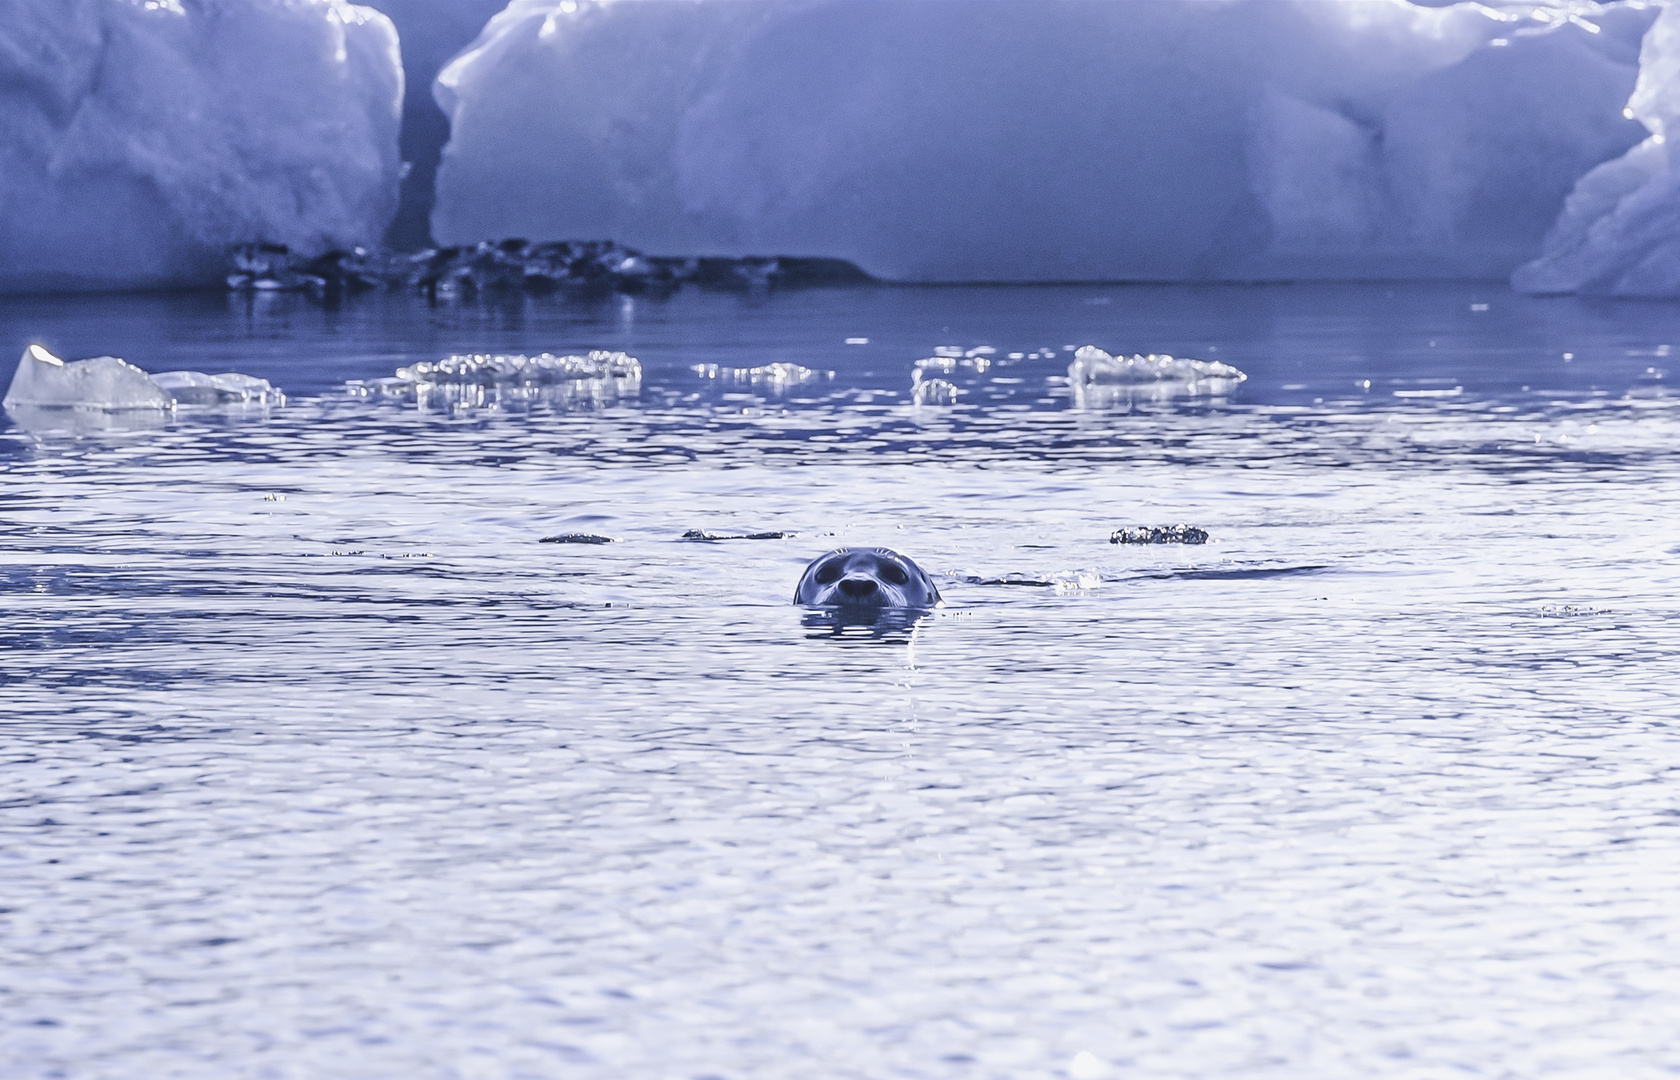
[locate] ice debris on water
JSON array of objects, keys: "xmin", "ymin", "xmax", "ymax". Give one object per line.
[
  {"xmin": 682, "ymin": 529, "xmax": 794, "ymax": 541},
  {"xmin": 393, "ymin": 351, "xmax": 640, "ymax": 386},
  {"xmin": 914, "ymin": 354, "xmax": 992, "ymax": 378},
  {"xmin": 1111, "ymin": 525, "xmax": 1210, "ymax": 545},
  {"xmin": 3, "ymin": 346, "xmax": 283, "ymax": 417},
  {"xmin": 149, "ymin": 371, "xmax": 284, "ymax": 407},
  {"xmin": 910, "ymin": 352, "xmax": 992, "ymax": 405},
  {"xmin": 1066, "ymin": 346, "xmax": 1246, "ymax": 406},
  {"xmin": 541, "ymin": 533, "xmax": 617, "ymax": 544},
  {"xmin": 912, "ymin": 379, "xmax": 960, "ymax": 406},
  {"xmin": 944, "ymin": 570, "xmax": 1105, "ymax": 591},
  {"xmin": 1068, "ymin": 346, "xmax": 1246, "ymax": 388},
  {"xmin": 691, "ymin": 362, "xmax": 831, "ymax": 389},
  {"xmin": 347, "ymin": 351, "xmax": 641, "ymax": 412}
]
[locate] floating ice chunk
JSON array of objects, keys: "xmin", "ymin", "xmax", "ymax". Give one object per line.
[
  {"xmin": 150, "ymin": 371, "xmax": 284, "ymax": 407},
  {"xmin": 691, "ymin": 362, "xmax": 832, "ymax": 389},
  {"xmin": 1068, "ymin": 346, "xmax": 1248, "ymax": 388},
  {"xmin": 394, "ymin": 350, "xmax": 640, "ymax": 386},
  {"xmin": 3, "ymin": 345, "xmax": 171, "ymax": 411},
  {"xmin": 912, "ymin": 379, "xmax": 960, "ymax": 406},
  {"xmin": 913, "ymin": 354, "xmax": 991, "ymax": 379},
  {"xmin": 1065, "ymin": 347, "xmax": 1248, "ymax": 408},
  {"xmin": 681, "ymin": 528, "xmax": 794, "ymax": 541},
  {"xmin": 348, "ymin": 350, "xmax": 641, "ymax": 412}
]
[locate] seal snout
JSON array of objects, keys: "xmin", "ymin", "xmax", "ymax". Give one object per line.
[{"xmin": 838, "ymin": 575, "xmax": 880, "ymax": 599}]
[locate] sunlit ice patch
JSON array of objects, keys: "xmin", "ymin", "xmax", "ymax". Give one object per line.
[{"xmin": 793, "ymin": 547, "xmax": 942, "ymax": 611}]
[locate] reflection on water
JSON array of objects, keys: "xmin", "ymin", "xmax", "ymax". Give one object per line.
[{"xmin": 5, "ymin": 283, "xmax": 1680, "ymax": 1079}]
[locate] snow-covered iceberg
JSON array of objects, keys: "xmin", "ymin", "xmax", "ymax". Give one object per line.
[
  {"xmin": 1513, "ymin": 3, "xmax": 1680, "ymax": 297},
  {"xmin": 431, "ymin": 0, "xmax": 1652, "ymax": 283},
  {"xmin": 0, "ymin": 0, "xmax": 403, "ymax": 294}
]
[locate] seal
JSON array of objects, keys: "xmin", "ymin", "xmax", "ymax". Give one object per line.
[{"xmin": 794, "ymin": 547, "xmax": 942, "ymax": 611}]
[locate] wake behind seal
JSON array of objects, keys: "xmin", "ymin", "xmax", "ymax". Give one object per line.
[{"xmin": 794, "ymin": 547, "xmax": 941, "ymax": 612}]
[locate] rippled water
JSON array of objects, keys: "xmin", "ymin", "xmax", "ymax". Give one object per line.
[{"xmin": 6, "ymin": 283, "xmax": 1680, "ymax": 1079}]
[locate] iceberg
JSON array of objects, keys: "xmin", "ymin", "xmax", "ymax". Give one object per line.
[
  {"xmin": 1513, "ymin": 3, "xmax": 1680, "ymax": 297},
  {"xmin": 431, "ymin": 0, "xmax": 1652, "ymax": 283},
  {"xmin": 0, "ymin": 0, "xmax": 403, "ymax": 294}
]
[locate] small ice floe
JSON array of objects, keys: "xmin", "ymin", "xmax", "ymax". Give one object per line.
[
  {"xmin": 910, "ymin": 352, "xmax": 994, "ymax": 405},
  {"xmin": 913, "ymin": 353, "xmax": 992, "ymax": 378},
  {"xmin": 3, "ymin": 345, "xmax": 282, "ymax": 432},
  {"xmin": 540, "ymin": 533, "xmax": 617, "ymax": 544},
  {"xmin": 691, "ymin": 362, "xmax": 831, "ymax": 390},
  {"xmin": 911, "ymin": 378, "xmax": 960, "ymax": 405},
  {"xmin": 347, "ymin": 350, "xmax": 641, "ymax": 412},
  {"xmin": 943, "ymin": 569, "xmax": 1104, "ymax": 591},
  {"xmin": 1111, "ymin": 525, "xmax": 1210, "ymax": 545},
  {"xmin": 682, "ymin": 528, "xmax": 794, "ymax": 541},
  {"xmin": 150, "ymin": 370, "xmax": 284, "ymax": 407},
  {"xmin": 1065, "ymin": 345, "xmax": 1246, "ymax": 407}
]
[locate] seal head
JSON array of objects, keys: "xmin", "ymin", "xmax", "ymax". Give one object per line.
[{"xmin": 794, "ymin": 547, "xmax": 942, "ymax": 611}]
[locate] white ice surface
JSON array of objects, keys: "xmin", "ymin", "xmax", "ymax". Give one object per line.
[
  {"xmin": 0, "ymin": 0, "xmax": 403, "ymax": 294},
  {"xmin": 431, "ymin": 0, "xmax": 1653, "ymax": 283}
]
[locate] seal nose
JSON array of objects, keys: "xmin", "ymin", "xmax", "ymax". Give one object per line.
[{"xmin": 838, "ymin": 576, "xmax": 879, "ymax": 599}]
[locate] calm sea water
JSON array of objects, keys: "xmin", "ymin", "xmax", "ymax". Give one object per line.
[{"xmin": 5, "ymin": 283, "xmax": 1680, "ymax": 1079}]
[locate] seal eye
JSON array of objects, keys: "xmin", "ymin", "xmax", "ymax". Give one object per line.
[
  {"xmin": 813, "ymin": 560, "xmax": 843, "ymax": 585},
  {"xmin": 879, "ymin": 562, "xmax": 909, "ymax": 586}
]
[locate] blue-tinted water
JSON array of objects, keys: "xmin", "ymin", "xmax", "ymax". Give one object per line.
[{"xmin": 5, "ymin": 283, "xmax": 1680, "ymax": 1079}]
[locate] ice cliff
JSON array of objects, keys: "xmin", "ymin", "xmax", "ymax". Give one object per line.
[
  {"xmin": 430, "ymin": 0, "xmax": 1656, "ymax": 284},
  {"xmin": 0, "ymin": 0, "xmax": 403, "ymax": 294},
  {"xmin": 1514, "ymin": 2, "xmax": 1680, "ymax": 296}
]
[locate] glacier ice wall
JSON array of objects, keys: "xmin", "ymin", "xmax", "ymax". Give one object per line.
[
  {"xmin": 0, "ymin": 0, "xmax": 404, "ymax": 294},
  {"xmin": 431, "ymin": 0, "xmax": 1653, "ymax": 283},
  {"xmin": 361, "ymin": 0, "xmax": 507, "ymax": 248},
  {"xmin": 1513, "ymin": 3, "xmax": 1680, "ymax": 297}
]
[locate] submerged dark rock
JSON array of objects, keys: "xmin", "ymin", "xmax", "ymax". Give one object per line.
[
  {"xmin": 1110, "ymin": 525, "xmax": 1210, "ymax": 545},
  {"xmin": 226, "ymin": 240, "xmax": 873, "ymax": 301}
]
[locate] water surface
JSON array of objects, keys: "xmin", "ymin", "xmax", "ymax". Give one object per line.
[{"xmin": 5, "ymin": 283, "xmax": 1680, "ymax": 1079}]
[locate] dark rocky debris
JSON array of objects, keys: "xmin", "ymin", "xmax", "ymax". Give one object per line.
[
  {"xmin": 226, "ymin": 240, "xmax": 874, "ymax": 301},
  {"xmin": 1110, "ymin": 525, "xmax": 1210, "ymax": 545}
]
